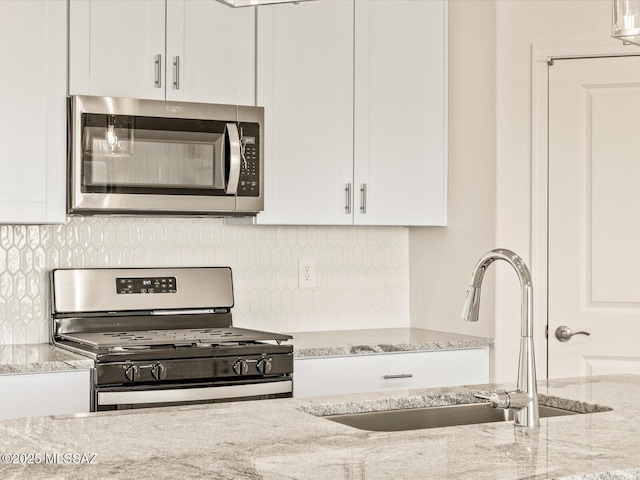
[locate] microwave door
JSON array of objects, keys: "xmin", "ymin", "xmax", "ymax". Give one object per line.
[{"xmin": 223, "ymin": 123, "xmax": 241, "ymax": 196}]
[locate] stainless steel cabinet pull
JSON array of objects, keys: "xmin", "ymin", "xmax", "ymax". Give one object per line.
[
  {"xmin": 383, "ymin": 374, "xmax": 413, "ymax": 380},
  {"xmin": 173, "ymin": 56, "xmax": 180, "ymax": 90},
  {"xmin": 360, "ymin": 183, "xmax": 367, "ymax": 214},
  {"xmin": 155, "ymin": 54, "xmax": 162, "ymax": 88},
  {"xmin": 555, "ymin": 325, "xmax": 591, "ymax": 342},
  {"xmin": 345, "ymin": 183, "xmax": 352, "ymax": 214}
]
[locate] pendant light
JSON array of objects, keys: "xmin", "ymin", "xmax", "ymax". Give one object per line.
[
  {"xmin": 613, "ymin": 0, "xmax": 640, "ymax": 45},
  {"xmin": 216, "ymin": 0, "xmax": 313, "ymax": 7}
]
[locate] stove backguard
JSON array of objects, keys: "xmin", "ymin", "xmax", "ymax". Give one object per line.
[{"xmin": 51, "ymin": 267, "xmax": 234, "ymax": 315}]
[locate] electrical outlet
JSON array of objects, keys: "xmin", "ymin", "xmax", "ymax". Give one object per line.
[{"xmin": 298, "ymin": 258, "xmax": 317, "ymax": 288}]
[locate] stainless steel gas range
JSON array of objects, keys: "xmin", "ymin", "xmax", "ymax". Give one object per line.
[{"xmin": 50, "ymin": 267, "xmax": 293, "ymax": 411}]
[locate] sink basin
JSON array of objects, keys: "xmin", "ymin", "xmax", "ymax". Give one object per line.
[{"xmin": 324, "ymin": 403, "xmax": 579, "ymax": 432}]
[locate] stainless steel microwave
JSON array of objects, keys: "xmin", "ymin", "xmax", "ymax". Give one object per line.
[{"xmin": 68, "ymin": 95, "xmax": 263, "ymax": 216}]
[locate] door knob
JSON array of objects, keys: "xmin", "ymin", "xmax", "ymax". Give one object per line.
[{"xmin": 555, "ymin": 325, "xmax": 591, "ymax": 342}]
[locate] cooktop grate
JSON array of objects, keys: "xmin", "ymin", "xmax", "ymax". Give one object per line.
[{"xmin": 59, "ymin": 327, "xmax": 290, "ymax": 349}]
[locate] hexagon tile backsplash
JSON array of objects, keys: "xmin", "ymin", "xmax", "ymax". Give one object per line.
[{"xmin": 0, "ymin": 217, "xmax": 409, "ymax": 345}]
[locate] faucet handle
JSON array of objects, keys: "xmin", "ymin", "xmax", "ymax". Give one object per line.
[
  {"xmin": 474, "ymin": 390, "xmax": 535, "ymax": 411},
  {"xmin": 474, "ymin": 390, "xmax": 510, "ymax": 409}
]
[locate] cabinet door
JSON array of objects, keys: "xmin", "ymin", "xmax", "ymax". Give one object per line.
[
  {"xmin": 0, "ymin": 1, "xmax": 66, "ymax": 223},
  {"xmin": 0, "ymin": 370, "xmax": 90, "ymax": 419},
  {"xmin": 69, "ymin": 0, "xmax": 166, "ymax": 100},
  {"xmin": 166, "ymin": 0, "xmax": 255, "ymax": 106},
  {"xmin": 354, "ymin": 0, "xmax": 447, "ymax": 226},
  {"xmin": 294, "ymin": 349, "xmax": 489, "ymax": 398},
  {"xmin": 255, "ymin": 1, "xmax": 354, "ymax": 225}
]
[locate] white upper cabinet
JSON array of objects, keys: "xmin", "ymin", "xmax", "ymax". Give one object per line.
[
  {"xmin": 69, "ymin": 0, "xmax": 256, "ymax": 105},
  {"xmin": 69, "ymin": 0, "xmax": 166, "ymax": 100},
  {"xmin": 166, "ymin": 0, "xmax": 255, "ymax": 105},
  {"xmin": 0, "ymin": 1, "xmax": 66, "ymax": 224},
  {"xmin": 255, "ymin": 1, "xmax": 354, "ymax": 225},
  {"xmin": 354, "ymin": 0, "xmax": 447, "ymax": 226},
  {"xmin": 256, "ymin": 0, "xmax": 447, "ymax": 226}
]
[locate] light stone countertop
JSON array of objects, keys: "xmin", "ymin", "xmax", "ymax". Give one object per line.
[
  {"xmin": 0, "ymin": 374, "xmax": 638, "ymax": 479},
  {"xmin": 0, "ymin": 344, "xmax": 93, "ymax": 374},
  {"xmin": 288, "ymin": 327, "xmax": 493, "ymax": 357},
  {"xmin": 0, "ymin": 330, "xmax": 490, "ymax": 373}
]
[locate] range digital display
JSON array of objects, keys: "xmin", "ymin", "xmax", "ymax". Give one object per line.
[{"xmin": 116, "ymin": 277, "xmax": 177, "ymax": 294}]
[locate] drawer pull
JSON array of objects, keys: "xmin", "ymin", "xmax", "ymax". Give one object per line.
[{"xmin": 383, "ymin": 374, "xmax": 413, "ymax": 380}]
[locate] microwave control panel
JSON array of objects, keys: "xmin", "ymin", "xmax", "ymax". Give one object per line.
[{"xmin": 238, "ymin": 122, "xmax": 260, "ymax": 197}]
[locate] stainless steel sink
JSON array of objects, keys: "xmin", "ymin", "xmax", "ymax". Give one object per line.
[{"xmin": 324, "ymin": 403, "xmax": 579, "ymax": 432}]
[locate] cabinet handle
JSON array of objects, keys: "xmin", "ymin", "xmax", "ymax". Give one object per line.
[
  {"xmin": 345, "ymin": 183, "xmax": 352, "ymax": 214},
  {"xmin": 224, "ymin": 124, "xmax": 242, "ymax": 195},
  {"xmin": 173, "ymin": 56, "xmax": 180, "ymax": 90},
  {"xmin": 360, "ymin": 183, "xmax": 367, "ymax": 214},
  {"xmin": 383, "ymin": 374, "xmax": 413, "ymax": 380},
  {"xmin": 155, "ymin": 54, "xmax": 162, "ymax": 88}
]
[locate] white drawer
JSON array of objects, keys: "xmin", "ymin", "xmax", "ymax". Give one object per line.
[{"xmin": 293, "ymin": 348, "xmax": 489, "ymax": 398}]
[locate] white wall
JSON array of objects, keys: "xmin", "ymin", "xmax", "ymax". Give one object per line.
[
  {"xmin": 409, "ymin": 0, "xmax": 497, "ymax": 341},
  {"xmin": 411, "ymin": 0, "xmax": 615, "ymax": 382}
]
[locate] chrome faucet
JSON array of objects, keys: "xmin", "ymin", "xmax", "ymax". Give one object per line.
[{"xmin": 461, "ymin": 248, "xmax": 540, "ymax": 427}]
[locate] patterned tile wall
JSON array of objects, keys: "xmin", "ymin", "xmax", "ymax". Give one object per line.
[{"xmin": 0, "ymin": 217, "xmax": 409, "ymax": 345}]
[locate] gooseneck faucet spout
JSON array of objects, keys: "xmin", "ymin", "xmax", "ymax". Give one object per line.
[{"xmin": 461, "ymin": 248, "xmax": 540, "ymax": 427}]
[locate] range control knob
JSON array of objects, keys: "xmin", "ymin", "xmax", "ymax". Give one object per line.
[
  {"xmin": 256, "ymin": 357, "xmax": 272, "ymax": 374},
  {"xmin": 124, "ymin": 364, "xmax": 140, "ymax": 382},
  {"xmin": 232, "ymin": 359, "xmax": 249, "ymax": 376},
  {"xmin": 151, "ymin": 363, "xmax": 167, "ymax": 380}
]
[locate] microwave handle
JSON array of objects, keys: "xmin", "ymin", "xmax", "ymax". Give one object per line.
[{"xmin": 224, "ymin": 123, "xmax": 241, "ymax": 195}]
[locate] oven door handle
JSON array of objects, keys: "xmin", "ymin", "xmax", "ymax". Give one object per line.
[
  {"xmin": 97, "ymin": 380, "xmax": 292, "ymax": 406},
  {"xmin": 223, "ymin": 123, "xmax": 241, "ymax": 195}
]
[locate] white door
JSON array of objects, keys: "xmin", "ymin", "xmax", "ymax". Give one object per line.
[
  {"xmin": 353, "ymin": 0, "xmax": 447, "ymax": 226},
  {"xmin": 255, "ymin": 0, "xmax": 354, "ymax": 225},
  {"xmin": 69, "ymin": 0, "xmax": 166, "ymax": 100},
  {"xmin": 548, "ymin": 55, "xmax": 640, "ymax": 378},
  {"xmin": 166, "ymin": 0, "xmax": 255, "ymax": 105}
]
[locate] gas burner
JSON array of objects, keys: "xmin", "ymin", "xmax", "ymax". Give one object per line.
[
  {"xmin": 109, "ymin": 346, "xmax": 152, "ymax": 352},
  {"xmin": 194, "ymin": 341, "xmax": 252, "ymax": 348}
]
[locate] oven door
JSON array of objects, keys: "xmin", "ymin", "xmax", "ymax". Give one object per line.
[
  {"xmin": 68, "ymin": 96, "xmax": 246, "ymax": 215},
  {"xmin": 94, "ymin": 378, "xmax": 293, "ymax": 411}
]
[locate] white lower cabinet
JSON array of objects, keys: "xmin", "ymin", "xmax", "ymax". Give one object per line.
[
  {"xmin": 293, "ymin": 349, "xmax": 489, "ymax": 398},
  {"xmin": 0, "ymin": 370, "xmax": 91, "ymax": 419}
]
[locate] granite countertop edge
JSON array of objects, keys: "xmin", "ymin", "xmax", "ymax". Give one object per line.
[
  {"xmin": 290, "ymin": 328, "xmax": 493, "ymax": 358},
  {"xmin": 554, "ymin": 468, "xmax": 640, "ymax": 480},
  {"xmin": 0, "ymin": 345, "xmax": 93, "ymax": 375}
]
